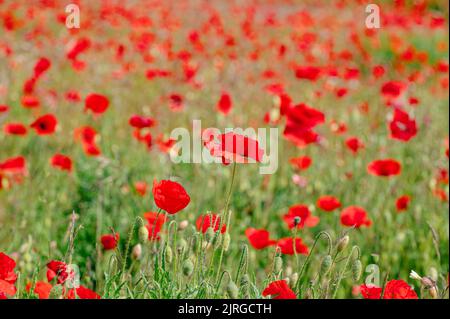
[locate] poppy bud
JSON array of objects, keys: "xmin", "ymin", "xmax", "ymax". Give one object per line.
[
  {"xmin": 320, "ymin": 255, "xmax": 333, "ymax": 277},
  {"xmin": 283, "ymin": 277, "xmax": 290, "ymax": 285},
  {"xmin": 227, "ymin": 280, "xmax": 239, "ymax": 299},
  {"xmin": 182, "ymin": 259, "xmax": 194, "ymax": 277},
  {"xmin": 336, "ymin": 235, "xmax": 349, "ymax": 252},
  {"xmin": 132, "ymin": 244, "xmax": 142, "ymax": 260},
  {"xmin": 240, "ymin": 274, "xmax": 250, "ymax": 287},
  {"xmin": 49, "ymin": 284, "xmax": 63, "ymax": 299},
  {"xmin": 274, "ymin": 256, "xmax": 283, "ymax": 274},
  {"xmin": 223, "ymin": 233, "xmax": 231, "ymax": 251},
  {"xmin": 421, "ymin": 276, "xmax": 438, "ymax": 299},
  {"xmin": 165, "ymin": 245, "xmax": 173, "ymax": 264},
  {"xmin": 351, "ymin": 260, "xmax": 362, "ymax": 281},
  {"xmin": 205, "ymin": 227, "xmax": 215, "ymax": 243},
  {"xmin": 138, "ymin": 226, "xmax": 149, "ymax": 243}
]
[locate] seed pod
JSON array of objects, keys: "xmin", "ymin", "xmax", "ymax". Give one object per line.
[
  {"xmin": 132, "ymin": 244, "xmax": 142, "ymax": 260},
  {"xmin": 212, "ymin": 232, "xmax": 222, "ymax": 249},
  {"xmin": 222, "ymin": 233, "xmax": 231, "ymax": 251},
  {"xmin": 182, "ymin": 259, "xmax": 194, "ymax": 277},
  {"xmin": 274, "ymin": 256, "xmax": 283, "ymax": 274},
  {"xmin": 205, "ymin": 227, "xmax": 215, "ymax": 243},
  {"xmin": 352, "ymin": 259, "xmax": 362, "ymax": 281},
  {"xmin": 320, "ymin": 255, "xmax": 333, "ymax": 277},
  {"xmin": 49, "ymin": 284, "xmax": 63, "ymax": 299},
  {"xmin": 227, "ymin": 280, "xmax": 239, "ymax": 299},
  {"xmin": 336, "ymin": 235, "xmax": 349, "ymax": 252},
  {"xmin": 138, "ymin": 226, "xmax": 149, "ymax": 243},
  {"xmin": 165, "ymin": 245, "xmax": 173, "ymax": 264}
]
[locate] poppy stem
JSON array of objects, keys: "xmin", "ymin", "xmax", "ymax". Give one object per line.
[
  {"xmin": 331, "ymin": 245, "xmax": 360, "ymax": 299},
  {"xmin": 215, "ymin": 162, "xmax": 237, "ymax": 283},
  {"xmin": 295, "ymin": 231, "xmax": 332, "ymax": 295}
]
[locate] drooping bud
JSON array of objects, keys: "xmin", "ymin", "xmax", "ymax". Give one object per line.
[
  {"xmin": 223, "ymin": 233, "xmax": 231, "ymax": 251},
  {"xmin": 320, "ymin": 255, "xmax": 333, "ymax": 277},
  {"xmin": 351, "ymin": 260, "xmax": 362, "ymax": 281},
  {"xmin": 182, "ymin": 259, "xmax": 194, "ymax": 277},
  {"xmin": 274, "ymin": 256, "xmax": 283, "ymax": 274},
  {"xmin": 138, "ymin": 226, "xmax": 149, "ymax": 243},
  {"xmin": 227, "ymin": 280, "xmax": 239, "ymax": 299},
  {"xmin": 165, "ymin": 245, "xmax": 173, "ymax": 264},
  {"xmin": 336, "ymin": 235, "xmax": 349, "ymax": 252}
]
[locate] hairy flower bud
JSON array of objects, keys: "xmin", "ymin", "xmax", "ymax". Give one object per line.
[
  {"xmin": 337, "ymin": 235, "xmax": 349, "ymax": 252},
  {"xmin": 182, "ymin": 259, "xmax": 194, "ymax": 277},
  {"xmin": 138, "ymin": 226, "xmax": 149, "ymax": 243},
  {"xmin": 320, "ymin": 255, "xmax": 333, "ymax": 277},
  {"xmin": 227, "ymin": 280, "xmax": 239, "ymax": 299},
  {"xmin": 274, "ymin": 256, "xmax": 283, "ymax": 274},
  {"xmin": 352, "ymin": 259, "xmax": 362, "ymax": 281},
  {"xmin": 165, "ymin": 245, "xmax": 173, "ymax": 264},
  {"xmin": 223, "ymin": 233, "xmax": 231, "ymax": 251}
]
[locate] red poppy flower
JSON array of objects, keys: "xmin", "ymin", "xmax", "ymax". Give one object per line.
[
  {"xmin": 245, "ymin": 228, "xmax": 276, "ymax": 249},
  {"xmin": 21, "ymin": 95, "xmax": 40, "ymax": 108},
  {"xmin": 30, "ymin": 114, "xmax": 58, "ymax": 135},
  {"xmin": 381, "ymin": 81, "xmax": 406, "ymax": 99},
  {"xmin": 46, "ymin": 260, "xmax": 72, "ymax": 284},
  {"xmin": 144, "ymin": 211, "xmax": 167, "ymax": 240},
  {"xmin": 217, "ymin": 92, "xmax": 232, "ymax": 115},
  {"xmin": 152, "ymin": 180, "xmax": 190, "ymax": 214},
  {"xmin": 283, "ymin": 103, "xmax": 324, "ymax": 147},
  {"xmin": 67, "ymin": 38, "xmax": 91, "ymax": 61},
  {"xmin": 345, "ymin": 137, "xmax": 364, "ymax": 154},
  {"xmin": 196, "ymin": 214, "xmax": 226, "ymax": 234},
  {"xmin": 67, "ymin": 285, "xmax": 101, "ymax": 299},
  {"xmin": 0, "ymin": 105, "xmax": 9, "ymax": 114},
  {"xmin": 289, "ymin": 156, "xmax": 312, "ymax": 170},
  {"xmin": 262, "ymin": 280, "xmax": 296, "ymax": 299},
  {"xmin": 100, "ymin": 233, "xmax": 119, "ymax": 250},
  {"xmin": 205, "ymin": 132, "xmax": 264, "ymax": 164},
  {"xmin": 74, "ymin": 126, "xmax": 101, "ymax": 157},
  {"xmin": 129, "ymin": 115, "xmax": 156, "ymax": 129},
  {"xmin": 3, "ymin": 123, "xmax": 27, "ymax": 135},
  {"xmin": 276, "ymin": 237, "xmax": 309, "ymax": 255},
  {"xmin": 361, "ymin": 280, "xmax": 418, "ymax": 299},
  {"xmin": 85, "ymin": 93, "xmax": 109, "ymax": 114},
  {"xmin": 134, "ymin": 181, "xmax": 148, "ymax": 196},
  {"xmin": 383, "ymin": 280, "xmax": 418, "ymax": 299},
  {"xmin": 294, "ymin": 66, "xmax": 321, "ymax": 81},
  {"xmin": 360, "ymin": 284, "xmax": 383, "ymax": 299},
  {"xmin": 26, "ymin": 281, "xmax": 52, "ymax": 299},
  {"xmin": 368, "ymin": 159, "xmax": 402, "ymax": 177},
  {"xmin": 317, "ymin": 195, "xmax": 341, "ymax": 212},
  {"xmin": 396, "ymin": 195, "xmax": 410, "ymax": 212},
  {"xmin": 340, "ymin": 206, "xmax": 372, "ymax": 228},
  {"xmin": 0, "ymin": 156, "xmax": 26, "ymax": 174},
  {"xmin": 168, "ymin": 94, "xmax": 184, "ymax": 111},
  {"xmin": 283, "ymin": 204, "xmax": 319, "ymax": 229},
  {"xmin": 33, "ymin": 57, "xmax": 51, "ymax": 78},
  {"xmin": 50, "ymin": 154, "xmax": 73, "ymax": 172},
  {"xmin": 389, "ymin": 109, "xmax": 418, "ymax": 142}
]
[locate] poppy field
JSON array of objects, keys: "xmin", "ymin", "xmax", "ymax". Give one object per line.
[{"xmin": 0, "ymin": 0, "xmax": 449, "ymax": 300}]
